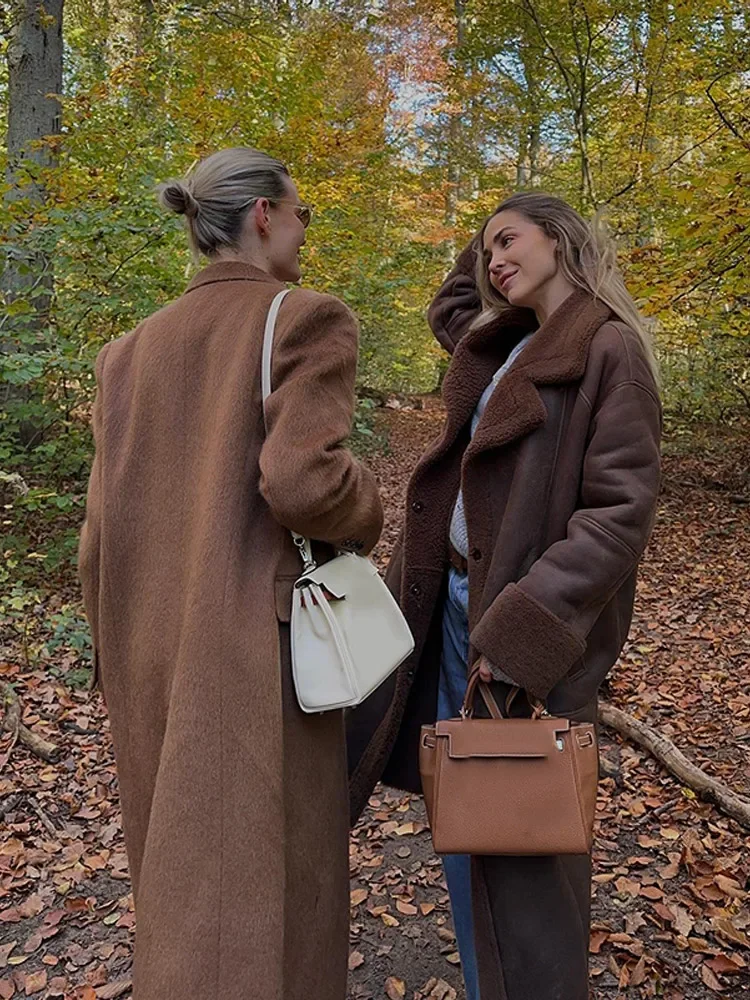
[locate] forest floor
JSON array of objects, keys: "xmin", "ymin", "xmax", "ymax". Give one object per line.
[{"xmin": 1, "ymin": 405, "xmax": 749, "ymax": 1000}]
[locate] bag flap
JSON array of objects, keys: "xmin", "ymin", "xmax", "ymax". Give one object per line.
[
  {"xmin": 435, "ymin": 717, "xmax": 571, "ymax": 759},
  {"xmin": 298, "ymin": 553, "xmax": 377, "ymax": 598}
]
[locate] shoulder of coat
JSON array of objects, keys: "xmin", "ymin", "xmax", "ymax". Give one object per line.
[
  {"xmin": 586, "ymin": 318, "xmax": 659, "ymax": 404},
  {"xmin": 285, "ymin": 286, "xmax": 353, "ymax": 315},
  {"xmin": 588, "ymin": 319, "xmax": 642, "ymax": 375}
]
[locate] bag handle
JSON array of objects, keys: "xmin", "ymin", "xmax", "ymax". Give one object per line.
[
  {"xmin": 461, "ymin": 666, "xmax": 547, "ymax": 720},
  {"xmin": 261, "ymin": 288, "xmax": 316, "ymax": 573}
]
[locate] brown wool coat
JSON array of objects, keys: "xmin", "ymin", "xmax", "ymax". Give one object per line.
[
  {"xmin": 79, "ymin": 261, "xmax": 383, "ymax": 1000},
  {"xmin": 348, "ymin": 251, "xmax": 661, "ymax": 1000}
]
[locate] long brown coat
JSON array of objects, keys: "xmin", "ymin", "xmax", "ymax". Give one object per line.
[
  {"xmin": 348, "ymin": 253, "xmax": 661, "ymax": 1000},
  {"xmin": 79, "ymin": 261, "xmax": 383, "ymax": 1000}
]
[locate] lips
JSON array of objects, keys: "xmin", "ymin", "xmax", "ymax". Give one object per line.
[{"xmin": 498, "ymin": 269, "xmax": 518, "ymax": 293}]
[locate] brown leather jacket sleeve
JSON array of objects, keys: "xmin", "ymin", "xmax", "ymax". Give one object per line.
[
  {"xmin": 259, "ymin": 292, "xmax": 383, "ymax": 554},
  {"xmin": 427, "ymin": 241, "xmax": 482, "ymax": 355},
  {"xmin": 470, "ymin": 325, "xmax": 662, "ymax": 700}
]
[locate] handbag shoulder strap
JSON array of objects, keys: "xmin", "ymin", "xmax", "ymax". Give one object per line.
[
  {"xmin": 261, "ymin": 288, "xmax": 291, "ymax": 425},
  {"xmin": 260, "ymin": 287, "xmax": 315, "ymax": 573}
]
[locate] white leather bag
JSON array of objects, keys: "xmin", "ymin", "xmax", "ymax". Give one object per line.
[{"xmin": 262, "ymin": 289, "xmax": 415, "ymax": 713}]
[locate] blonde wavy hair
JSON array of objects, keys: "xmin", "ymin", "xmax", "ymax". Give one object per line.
[{"xmin": 473, "ymin": 192, "xmax": 658, "ymax": 379}]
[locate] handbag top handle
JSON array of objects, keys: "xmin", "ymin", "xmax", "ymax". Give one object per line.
[
  {"xmin": 260, "ymin": 287, "xmax": 315, "ymax": 573},
  {"xmin": 462, "ymin": 667, "xmax": 546, "ymax": 721}
]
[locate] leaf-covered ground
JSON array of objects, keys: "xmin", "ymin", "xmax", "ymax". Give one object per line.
[{"xmin": 1, "ymin": 407, "xmax": 749, "ymax": 1000}]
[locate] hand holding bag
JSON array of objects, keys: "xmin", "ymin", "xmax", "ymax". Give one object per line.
[
  {"xmin": 419, "ymin": 668, "xmax": 598, "ymax": 855},
  {"xmin": 262, "ymin": 289, "xmax": 415, "ymax": 713}
]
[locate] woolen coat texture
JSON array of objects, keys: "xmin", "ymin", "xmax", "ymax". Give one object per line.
[
  {"xmin": 79, "ymin": 261, "xmax": 383, "ymax": 1000},
  {"xmin": 347, "ymin": 246, "xmax": 662, "ymax": 1000}
]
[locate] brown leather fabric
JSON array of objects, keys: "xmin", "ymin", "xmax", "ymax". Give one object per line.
[{"xmin": 419, "ymin": 675, "xmax": 598, "ymax": 856}]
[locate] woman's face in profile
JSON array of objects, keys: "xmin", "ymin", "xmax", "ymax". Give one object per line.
[
  {"xmin": 483, "ymin": 210, "xmax": 560, "ymax": 311},
  {"xmin": 266, "ymin": 177, "xmax": 309, "ymax": 284}
]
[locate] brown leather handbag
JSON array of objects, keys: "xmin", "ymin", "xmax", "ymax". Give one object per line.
[{"xmin": 419, "ymin": 668, "xmax": 598, "ymax": 855}]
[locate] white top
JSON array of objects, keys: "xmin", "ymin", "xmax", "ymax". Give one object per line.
[{"xmin": 449, "ymin": 332, "xmax": 534, "ymax": 557}]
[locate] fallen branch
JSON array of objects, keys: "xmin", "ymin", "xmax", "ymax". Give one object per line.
[
  {"xmin": 28, "ymin": 794, "xmax": 58, "ymax": 835},
  {"xmin": 599, "ymin": 701, "xmax": 750, "ymax": 829},
  {"xmin": 1, "ymin": 683, "xmax": 60, "ymax": 764},
  {"xmin": 0, "ymin": 793, "xmax": 24, "ymax": 821}
]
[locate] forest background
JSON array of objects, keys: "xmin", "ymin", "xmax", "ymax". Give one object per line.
[
  {"xmin": 1, "ymin": 4, "xmax": 750, "ymax": 998},
  {"xmin": 1, "ymin": 0, "xmax": 749, "ymax": 649}
]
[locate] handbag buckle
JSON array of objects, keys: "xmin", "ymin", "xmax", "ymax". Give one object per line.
[
  {"xmin": 576, "ymin": 731, "xmax": 594, "ymax": 748},
  {"xmin": 421, "ymin": 732, "xmax": 437, "ymax": 749}
]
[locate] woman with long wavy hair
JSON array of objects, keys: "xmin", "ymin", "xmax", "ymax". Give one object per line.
[{"xmin": 349, "ymin": 192, "xmax": 661, "ymax": 1000}]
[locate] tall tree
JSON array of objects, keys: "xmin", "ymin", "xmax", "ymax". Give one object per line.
[{"xmin": 2, "ymin": 0, "xmax": 64, "ymax": 443}]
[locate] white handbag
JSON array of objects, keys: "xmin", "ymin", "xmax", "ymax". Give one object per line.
[{"xmin": 262, "ymin": 289, "xmax": 415, "ymax": 713}]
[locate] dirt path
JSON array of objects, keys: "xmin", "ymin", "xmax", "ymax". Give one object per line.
[{"xmin": 1, "ymin": 408, "xmax": 749, "ymax": 1000}]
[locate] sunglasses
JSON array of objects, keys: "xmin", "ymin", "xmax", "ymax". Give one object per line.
[
  {"xmin": 241, "ymin": 198, "xmax": 314, "ymax": 229},
  {"xmin": 278, "ymin": 201, "xmax": 313, "ymax": 229}
]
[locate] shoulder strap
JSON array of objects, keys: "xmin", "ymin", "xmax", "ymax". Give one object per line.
[
  {"xmin": 260, "ymin": 287, "xmax": 315, "ymax": 573},
  {"xmin": 261, "ymin": 288, "xmax": 291, "ymax": 425}
]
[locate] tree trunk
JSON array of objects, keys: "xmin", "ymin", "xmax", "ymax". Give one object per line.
[
  {"xmin": 2, "ymin": 0, "xmax": 65, "ymax": 444},
  {"xmin": 443, "ymin": 0, "xmax": 466, "ymax": 267}
]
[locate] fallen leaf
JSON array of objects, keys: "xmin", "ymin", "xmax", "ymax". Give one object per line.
[
  {"xmin": 705, "ymin": 955, "xmax": 744, "ymax": 975},
  {"xmin": 95, "ymin": 981, "xmax": 133, "ymax": 999},
  {"xmin": 23, "ymin": 971, "xmax": 46, "ymax": 996},
  {"xmin": 630, "ymin": 956, "xmax": 648, "ymax": 986},
  {"xmin": 640, "ymin": 885, "xmax": 663, "ymax": 900},
  {"xmin": 713, "ymin": 917, "xmax": 750, "ymax": 949},
  {"xmin": 350, "ymin": 888, "xmax": 368, "ymax": 908},
  {"xmin": 419, "ymin": 903, "xmax": 436, "ymax": 916},
  {"xmin": 396, "ymin": 900, "xmax": 418, "ymax": 916},
  {"xmin": 614, "ymin": 877, "xmax": 641, "ymax": 897},
  {"xmin": 672, "ymin": 904, "xmax": 695, "ymax": 937},
  {"xmin": 0, "ymin": 980, "xmax": 14, "ymax": 1000},
  {"xmin": 660, "ymin": 827, "xmax": 681, "ymax": 841},
  {"xmin": 589, "ymin": 930, "xmax": 608, "ymax": 954},
  {"xmin": 385, "ymin": 976, "xmax": 406, "ymax": 999},
  {"xmin": 701, "ymin": 963, "xmax": 724, "ymax": 992},
  {"xmin": 348, "ymin": 951, "xmax": 365, "ymax": 971},
  {"xmin": 394, "ymin": 823, "xmax": 415, "ymax": 836}
]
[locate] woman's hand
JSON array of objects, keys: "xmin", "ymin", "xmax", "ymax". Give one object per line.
[{"xmin": 477, "ymin": 656, "xmax": 493, "ymax": 683}]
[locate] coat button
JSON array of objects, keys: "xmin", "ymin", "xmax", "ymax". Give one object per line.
[
  {"xmin": 411, "ymin": 500, "xmax": 424, "ymax": 513},
  {"xmin": 409, "ymin": 583, "xmax": 422, "ymax": 597},
  {"xmin": 471, "ymin": 548, "xmax": 482, "ymax": 561}
]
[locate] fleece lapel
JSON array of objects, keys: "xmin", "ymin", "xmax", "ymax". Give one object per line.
[
  {"xmin": 462, "ymin": 289, "xmax": 612, "ymax": 460},
  {"xmin": 438, "ymin": 307, "xmax": 538, "ymax": 455}
]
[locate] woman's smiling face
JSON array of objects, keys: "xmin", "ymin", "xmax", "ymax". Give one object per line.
[{"xmin": 483, "ymin": 209, "xmax": 562, "ymax": 312}]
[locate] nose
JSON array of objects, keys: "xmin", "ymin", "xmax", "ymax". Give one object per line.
[{"xmin": 489, "ymin": 250, "xmax": 506, "ymax": 275}]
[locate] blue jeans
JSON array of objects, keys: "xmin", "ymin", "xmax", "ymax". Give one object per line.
[{"xmin": 437, "ymin": 568, "xmax": 480, "ymax": 1000}]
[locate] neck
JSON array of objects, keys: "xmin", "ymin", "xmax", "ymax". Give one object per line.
[
  {"xmin": 532, "ymin": 275, "xmax": 577, "ymax": 324},
  {"xmin": 211, "ymin": 245, "xmax": 271, "ymax": 274}
]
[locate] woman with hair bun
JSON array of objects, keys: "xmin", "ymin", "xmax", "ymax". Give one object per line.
[
  {"xmin": 349, "ymin": 192, "xmax": 661, "ymax": 1000},
  {"xmin": 79, "ymin": 147, "xmax": 383, "ymax": 1000}
]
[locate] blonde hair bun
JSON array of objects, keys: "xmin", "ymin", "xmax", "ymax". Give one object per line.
[{"xmin": 158, "ymin": 181, "xmax": 200, "ymax": 219}]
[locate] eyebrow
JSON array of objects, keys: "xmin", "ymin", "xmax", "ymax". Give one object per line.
[{"xmin": 485, "ymin": 226, "xmax": 514, "ymax": 250}]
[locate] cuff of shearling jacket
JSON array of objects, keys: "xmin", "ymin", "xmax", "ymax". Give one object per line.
[{"xmin": 470, "ymin": 583, "xmax": 586, "ymax": 700}]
